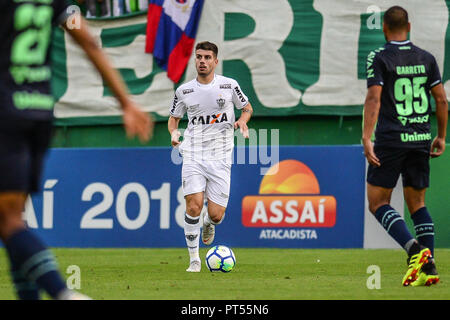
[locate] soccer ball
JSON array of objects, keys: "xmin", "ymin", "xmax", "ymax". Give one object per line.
[{"xmin": 205, "ymin": 245, "xmax": 236, "ymax": 272}]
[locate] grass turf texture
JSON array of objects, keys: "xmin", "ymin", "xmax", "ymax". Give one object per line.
[{"xmin": 0, "ymin": 248, "xmax": 448, "ymax": 300}]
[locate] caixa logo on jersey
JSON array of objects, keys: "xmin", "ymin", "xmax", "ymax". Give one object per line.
[
  {"xmin": 190, "ymin": 112, "xmax": 228, "ymax": 125},
  {"xmin": 241, "ymin": 160, "xmax": 337, "ymax": 228}
]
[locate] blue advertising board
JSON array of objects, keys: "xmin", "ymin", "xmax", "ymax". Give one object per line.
[{"xmin": 25, "ymin": 146, "xmax": 366, "ymax": 248}]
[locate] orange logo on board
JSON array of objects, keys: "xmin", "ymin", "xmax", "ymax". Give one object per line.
[{"xmin": 241, "ymin": 160, "xmax": 337, "ymax": 228}]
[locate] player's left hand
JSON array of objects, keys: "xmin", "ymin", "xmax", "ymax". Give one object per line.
[
  {"xmin": 234, "ymin": 120, "xmax": 249, "ymax": 139},
  {"xmin": 430, "ymin": 137, "xmax": 446, "ymax": 158}
]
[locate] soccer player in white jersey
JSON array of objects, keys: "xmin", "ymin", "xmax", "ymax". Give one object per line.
[{"xmin": 168, "ymin": 41, "xmax": 253, "ymax": 272}]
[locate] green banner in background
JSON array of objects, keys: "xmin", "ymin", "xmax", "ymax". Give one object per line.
[{"xmin": 52, "ymin": 0, "xmax": 450, "ymax": 125}]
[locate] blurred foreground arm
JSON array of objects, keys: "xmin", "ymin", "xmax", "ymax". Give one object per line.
[{"xmin": 62, "ymin": 16, "xmax": 153, "ymax": 143}]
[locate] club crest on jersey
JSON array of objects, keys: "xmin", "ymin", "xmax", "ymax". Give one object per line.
[
  {"xmin": 216, "ymin": 97, "xmax": 226, "ymax": 109},
  {"xmin": 190, "ymin": 113, "xmax": 228, "ymax": 125}
]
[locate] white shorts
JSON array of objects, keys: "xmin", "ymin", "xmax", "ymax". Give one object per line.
[{"xmin": 182, "ymin": 159, "xmax": 231, "ymax": 208}]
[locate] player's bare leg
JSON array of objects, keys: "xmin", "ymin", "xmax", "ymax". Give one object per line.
[
  {"xmin": 184, "ymin": 192, "xmax": 204, "ymax": 272},
  {"xmin": 366, "ymin": 183, "xmax": 393, "ymax": 214},
  {"xmin": 404, "ymin": 187, "xmax": 439, "ymax": 286},
  {"xmin": 202, "ymin": 200, "xmax": 226, "ymax": 246},
  {"xmin": 403, "ymin": 186, "xmax": 426, "ymax": 215},
  {"xmin": 0, "ymin": 192, "xmax": 27, "ymax": 240}
]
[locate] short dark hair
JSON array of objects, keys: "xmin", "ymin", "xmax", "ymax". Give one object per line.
[
  {"xmin": 384, "ymin": 6, "xmax": 409, "ymax": 31},
  {"xmin": 195, "ymin": 41, "xmax": 218, "ymax": 57}
]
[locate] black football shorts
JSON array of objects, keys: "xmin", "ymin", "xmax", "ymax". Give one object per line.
[
  {"xmin": 367, "ymin": 145, "xmax": 430, "ymax": 189},
  {"xmin": 0, "ymin": 118, "xmax": 53, "ymax": 193}
]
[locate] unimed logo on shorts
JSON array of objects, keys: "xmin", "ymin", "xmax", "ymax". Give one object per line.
[{"xmin": 241, "ymin": 160, "xmax": 336, "ymax": 227}]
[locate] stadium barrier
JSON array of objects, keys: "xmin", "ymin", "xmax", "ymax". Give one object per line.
[{"xmin": 23, "ymin": 145, "xmax": 449, "ymax": 248}]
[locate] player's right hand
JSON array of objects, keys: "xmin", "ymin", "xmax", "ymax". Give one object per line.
[
  {"xmin": 171, "ymin": 129, "xmax": 181, "ymax": 147},
  {"xmin": 430, "ymin": 137, "xmax": 446, "ymax": 158},
  {"xmin": 362, "ymin": 138, "xmax": 380, "ymax": 167},
  {"xmin": 122, "ymin": 101, "xmax": 153, "ymax": 143}
]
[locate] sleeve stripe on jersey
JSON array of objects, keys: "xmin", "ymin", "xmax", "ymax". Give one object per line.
[
  {"xmin": 55, "ymin": 7, "xmax": 72, "ymax": 26},
  {"xmin": 430, "ymin": 79, "xmax": 441, "ymax": 88}
]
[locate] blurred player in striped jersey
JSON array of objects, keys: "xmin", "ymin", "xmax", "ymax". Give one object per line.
[{"xmin": 0, "ymin": 0, "xmax": 152, "ymax": 299}]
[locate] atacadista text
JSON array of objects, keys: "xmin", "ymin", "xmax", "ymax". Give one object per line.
[{"xmin": 259, "ymin": 229, "xmax": 317, "ymax": 240}]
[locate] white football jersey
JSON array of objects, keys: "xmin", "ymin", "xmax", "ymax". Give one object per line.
[{"xmin": 170, "ymin": 74, "xmax": 249, "ymax": 161}]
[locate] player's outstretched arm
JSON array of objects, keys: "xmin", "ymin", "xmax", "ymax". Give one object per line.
[
  {"xmin": 168, "ymin": 116, "xmax": 182, "ymax": 147},
  {"xmin": 362, "ymin": 85, "xmax": 382, "ymax": 167},
  {"xmin": 430, "ymin": 83, "xmax": 448, "ymax": 158},
  {"xmin": 234, "ymin": 103, "xmax": 253, "ymax": 139},
  {"xmin": 62, "ymin": 16, "xmax": 153, "ymax": 143}
]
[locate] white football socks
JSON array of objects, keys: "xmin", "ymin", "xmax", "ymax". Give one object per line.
[{"xmin": 184, "ymin": 213, "xmax": 201, "ymax": 262}]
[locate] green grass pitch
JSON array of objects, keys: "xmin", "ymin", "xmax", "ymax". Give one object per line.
[{"xmin": 0, "ymin": 248, "xmax": 448, "ymax": 300}]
